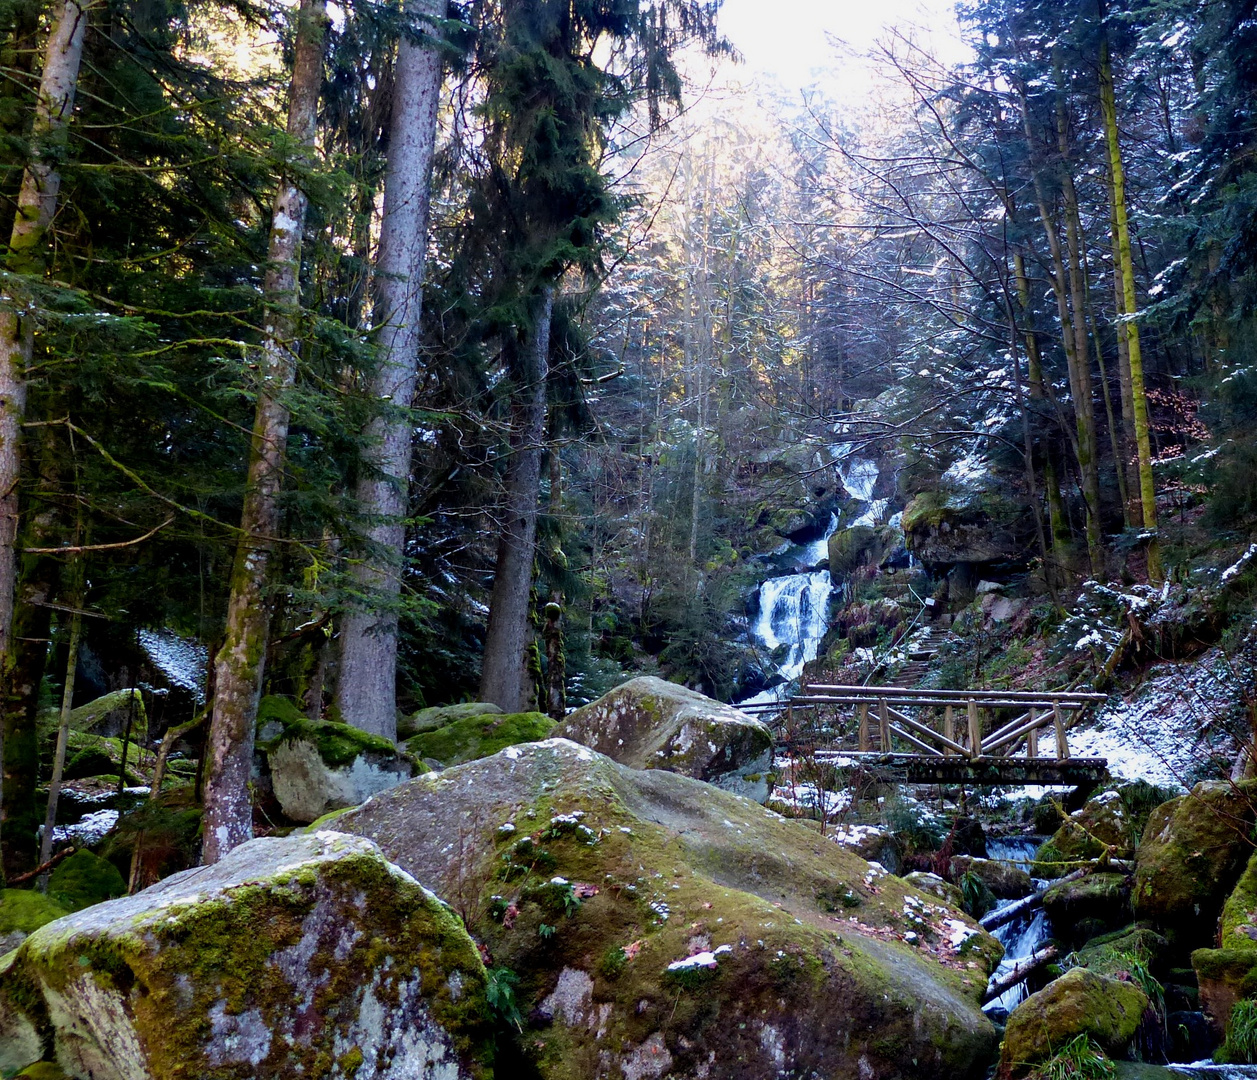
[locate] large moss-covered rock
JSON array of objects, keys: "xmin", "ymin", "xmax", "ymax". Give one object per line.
[
  {"xmin": 949, "ymin": 856, "xmax": 1032, "ymax": 901},
  {"xmin": 1191, "ymin": 847, "xmax": 1257, "ymax": 1035},
  {"xmin": 0, "ymin": 891, "xmax": 69, "ymax": 956},
  {"xmin": 998, "ymin": 968, "xmax": 1149, "ymax": 1078},
  {"xmin": 1074, "ymin": 925, "xmax": 1168, "ymax": 979},
  {"xmin": 901, "ymin": 491, "xmax": 1022, "ymax": 566},
  {"xmin": 828, "ymin": 525, "xmax": 897, "ymax": 580},
  {"xmin": 0, "ymin": 831, "xmax": 492, "ymax": 1079},
  {"xmin": 1035, "ymin": 791, "xmax": 1136, "ymax": 877},
  {"xmin": 337, "ymin": 738, "xmax": 1002, "ymax": 1080},
  {"xmin": 1133, "ymin": 781, "xmax": 1257, "ymax": 947},
  {"xmin": 405, "ymin": 710, "xmax": 554, "ymax": 768},
  {"xmin": 399, "ymin": 701, "xmax": 503, "ymax": 741},
  {"xmin": 258, "ymin": 695, "xmax": 416, "ymax": 823},
  {"xmin": 45, "ymin": 851, "xmax": 125, "ymax": 914},
  {"xmin": 829, "ymin": 823, "xmax": 904, "ymax": 874},
  {"xmin": 554, "ymin": 677, "xmax": 774, "ymax": 802},
  {"xmin": 1042, "ymin": 873, "xmax": 1133, "ymax": 949}
]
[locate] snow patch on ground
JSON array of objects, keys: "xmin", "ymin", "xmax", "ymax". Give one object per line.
[
  {"xmin": 53, "ymin": 808, "xmax": 119, "ymax": 845},
  {"xmin": 1067, "ymin": 647, "xmax": 1244, "ymax": 787}
]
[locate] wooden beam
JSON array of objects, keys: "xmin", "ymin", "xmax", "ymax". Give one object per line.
[
  {"xmin": 984, "ymin": 713, "xmax": 1056, "ymax": 755},
  {"xmin": 794, "ymin": 696, "xmax": 1091, "ymax": 711},
  {"xmin": 878, "ymin": 697, "xmax": 890, "ymax": 750},
  {"xmin": 805, "ymin": 684, "xmax": 1108, "ymax": 703},
  {"xmin": 944, "ymin": 705, "xmax": 955, "ymax": 756},
  {"xmin": 968, "ymin": 698, "xmax": 982, "ymax": 758},
  {"xmin": 1054, "ymin": 703, "xmax": 1069, "ymax": 759},
  {"xmin": 887, "ymin": 706, "xmax": 968, "ymax": 756},
  {"xmin": 857, "ymin": 702, "xmax": 869, "ymax": 752},
  {"xmin": 1027, "ymin": 709, "xmax": 1038, "ymax": 758},
  {"xmin": 887, "ymin": 723, "xmax": 945, "ymax": 756}
]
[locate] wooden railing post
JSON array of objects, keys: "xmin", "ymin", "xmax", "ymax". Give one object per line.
[
  {"xmin": 878, "ymin": 697, "xmax": 890, "ymax": 751},
  {"xmin": 967, "ymin": 698, "xmax": 982, "ymax": 758},
  {"xmin": 858, "ymin": 702, "xmax": 869, "ymax": 752},
  {"xmin": 943, "ymin": 705, "xmax": 955, "ymax": 756},
  {"xmin": 1026, "ymin": 707, "xmax": 1038, "ymax": 758},
  {"xmin": 1053, "ymin": 703, "xmax": 1069, "ymax": 759}
]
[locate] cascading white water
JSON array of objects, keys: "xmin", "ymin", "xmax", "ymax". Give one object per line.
[
  {"xmin": 744, "ymin": 514, "xmax": 838, "ymax": 694},
  {"xmin": 751, "ymin": 569, "xmax": 834, "ymax": 682},
  {"xmin": 983, "ymin": 838, "xmax": 1052, "ymax": 1016}
]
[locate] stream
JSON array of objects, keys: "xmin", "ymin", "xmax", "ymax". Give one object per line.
[{"xmin": 983, "ymin": 837, "xmax": 1051, "ymax": 1018}]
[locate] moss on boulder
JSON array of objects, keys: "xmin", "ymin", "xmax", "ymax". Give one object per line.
[
  {"xmin": 0, "ymin": 891, "xmax": 69, "ymax": 960},
  {"xmin": 1, "ymin": 831, "xmax": 493, "ymax": 1079},
  {"xmin": 1133, "ymin": 781, "xmax": 1257, "ymax": 948},
  {"xmin": 398, "ymin": 702, "xmax": 503, "ymax": 742},
  {"xmin": 1074, "ymin": 925, "xmax": 1168, "ymax": 980},
  {"xmin": 904, "ymin": 871, "xmax": 966, "ymax": 908},
  {"xmin": 1189, "ymin": 847, "xmax": 1257, "ymax": 1035},
  {"xmin": 949, "ymin": 856, "xmax": 1032, "ymax": 901},
  {"xmin": 337, "ymin": 738, "xmax": 1002, "ymax": 1080},
  {"xmin": 998, "ymin": 968, "xmax": 1149, "ymax": 1078},
  {"xmin": 405, "ymin": 710, "xmax": 554, "ymax": 768},
  {"xmin": 257, "ymin": 696, "xmax": 416, "ymax": 824},
  {"xmin": 554, "ymin": 677, "xmax": 774, "ymax": 803},
  {"xmin": 1042, "ymin": 874, "xmax": 1133, "ymax": 949},
  {"xmin": 45, "ymin": 851, "xmax": 126, "ymax": 914}
]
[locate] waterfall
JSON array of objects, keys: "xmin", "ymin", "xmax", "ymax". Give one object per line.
[{"xmin": 751, "ymin": 569, "xmax": 834, "ymax": 683}]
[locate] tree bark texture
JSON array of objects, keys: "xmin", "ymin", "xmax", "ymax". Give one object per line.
[
  {"xmin": 335, "ymin": 2, "xmax": 444, "ymax": 741},
  {"xmin": 479, "ymin": 288, "xmax": 553, "ymax": 713},
  {"xmin": 1099, "ymin": 38, "xmax": 1161, "ymax": 580},
  {"xmin": 38, "ymin": 601, "xmax": 79, "ymax": 875},
  {"xmin": 0, "ymin": 0, "xmax": 87, "ymax": 666},
  {"xmin": 202, "ymin": 0, "xmax": 325, "ymax": 864}
]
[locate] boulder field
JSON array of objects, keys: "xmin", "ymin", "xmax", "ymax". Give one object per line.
[{"xmin": 336, "ymin": 737, "xmax": 1002, "ymax": 1080}]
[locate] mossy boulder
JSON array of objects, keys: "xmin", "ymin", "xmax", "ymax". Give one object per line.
[
  {"xmin": 949, "ymin": 856, "xmax": 1033, "ymax": 901},
  {"xmin": 0, "ymin": 891, "xmax": 69, "ymax": 957},
  {"xmin": 337, "ymin": 738, "xmax": 1003, "ymax": 1080},
  {"xmin": 257, "ymin": 695, "xmax": 415, "ymax": 823},
  {"xmin": 1042, "ymin": 873, "xmax": 1133, "ymax": 949},
  {"xmin": 1035, "ymin": 790, "xmax": 1137, "ymax": 877},
  {"xmin": 828, "ymin": 525, "xmax": 889, "ymax": 581},
  {"xmin": 45, "ymin": 851, "xmax": 125, "ymax": 914},
  {"xmin": 398, "ymin": 701, "xmax": 502, "ymax": 741},
  {"xmin": 1191, "ymin": 846, "xmax": 1257, "ymax": 1035},
  {"xmin": 405, "ymin": 710, "xmax": 555, "ymax": 768},
  {"xmin": 0, "ymin": 831, "xmax": 493, "ymax": 1079},
  {"xmin": 901, "ymin": 491, "xmax": 1022, "ymax": 567},
  {"xmin": 59, "ymin": 732, "xmax": 147, "ymax": 786},
  {"xmin": 1074, "ymin": 925, "xmax": 1169, "ymax": 980},
  {"xmin": 554, "ymin": 676, "xmax": 774, "ymax": 803},
  {"xmin": 1133, "ymin": 781, "xmax": 1257, "ymax": 948},
  {"xmin": 904, "ymin": 871, "xmax": 966, "ymax": 909},
  {"xmin": 998, "ymin": 968, "xmax": 1149, "ymax": 1078}
]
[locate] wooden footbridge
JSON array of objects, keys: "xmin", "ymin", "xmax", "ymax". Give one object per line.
[{"xmin": 744, "ymin": 684, "xmax": 1110, "ymax": 789}]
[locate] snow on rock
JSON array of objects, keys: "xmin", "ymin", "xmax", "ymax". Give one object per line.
[
  {"xmin": 138, "ymin": 628, "xmax": 208, "ymax": 703},
  {"xmin": 52, "ymin": 809, "xmax": 119, "ymax": 846}
]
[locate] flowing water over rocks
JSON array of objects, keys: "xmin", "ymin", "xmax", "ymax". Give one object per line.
[{"xmin": 983, "ymin": 837, "xmax": 1052, "ymax": 1018}]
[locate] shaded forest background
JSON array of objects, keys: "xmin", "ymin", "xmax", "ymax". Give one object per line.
[{"xmin": 1, "ymin": 0, "xmax": 1256, "ymax": 874}]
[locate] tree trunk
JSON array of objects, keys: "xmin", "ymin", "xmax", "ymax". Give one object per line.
[
  {"xmin": 0, "ymin": 0, "xmax": 88, "ymax": 666},
  {"xmin": 479, "ymin": 288, "xmax": 553, "ymax": 713},
  {"xmin": 1020, "ymin": 84, "xmax": 1102, "ymax": 577},
  {"xmin": 1109, "ymin": 193, "xmax": 1140, "ymax": 526},
  {"xmin": 37, "ymin": 601, "xmax": 80, "ymax": 879},
  {"xmin": 334, "ymin": 1, "xmax": 445, "ymax": 740},
  {"xmin": 1099, "ymin": 37, "xmax": 1161, "ymax": 581},
  {"xmin": 201, "ymin": 0, "xmax": 325, "ymax": 865}
]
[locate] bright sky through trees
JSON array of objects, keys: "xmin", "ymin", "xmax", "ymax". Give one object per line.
[{"xmin": 717, "ymin": 0, "xmax": 971, "ymax": 93}]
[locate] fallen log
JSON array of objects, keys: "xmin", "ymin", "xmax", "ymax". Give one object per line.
[
  {"xmin": 983, "ymin": 944, "xmax": 1059, "ymax": 1003},
  {"xmin": 979, "ymin": 868, "xmax": 1087, "ymax": 932}
]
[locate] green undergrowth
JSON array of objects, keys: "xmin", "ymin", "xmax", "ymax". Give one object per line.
[
  {"xmin": 1218, "ymin": 999, "xmax": 1257, "ymax": 1063},
  {"xmin": 0, "ymin": 889, "xmax": 69, "ymax": 936},
  {"xmin": 1027, "ymin": 1035, "xmax": 1116, "ymax": 1080}
]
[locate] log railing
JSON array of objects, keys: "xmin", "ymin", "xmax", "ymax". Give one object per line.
[{"xmin": 752, "ymin": 684, "xmax": 1107, "ymax": 762}]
